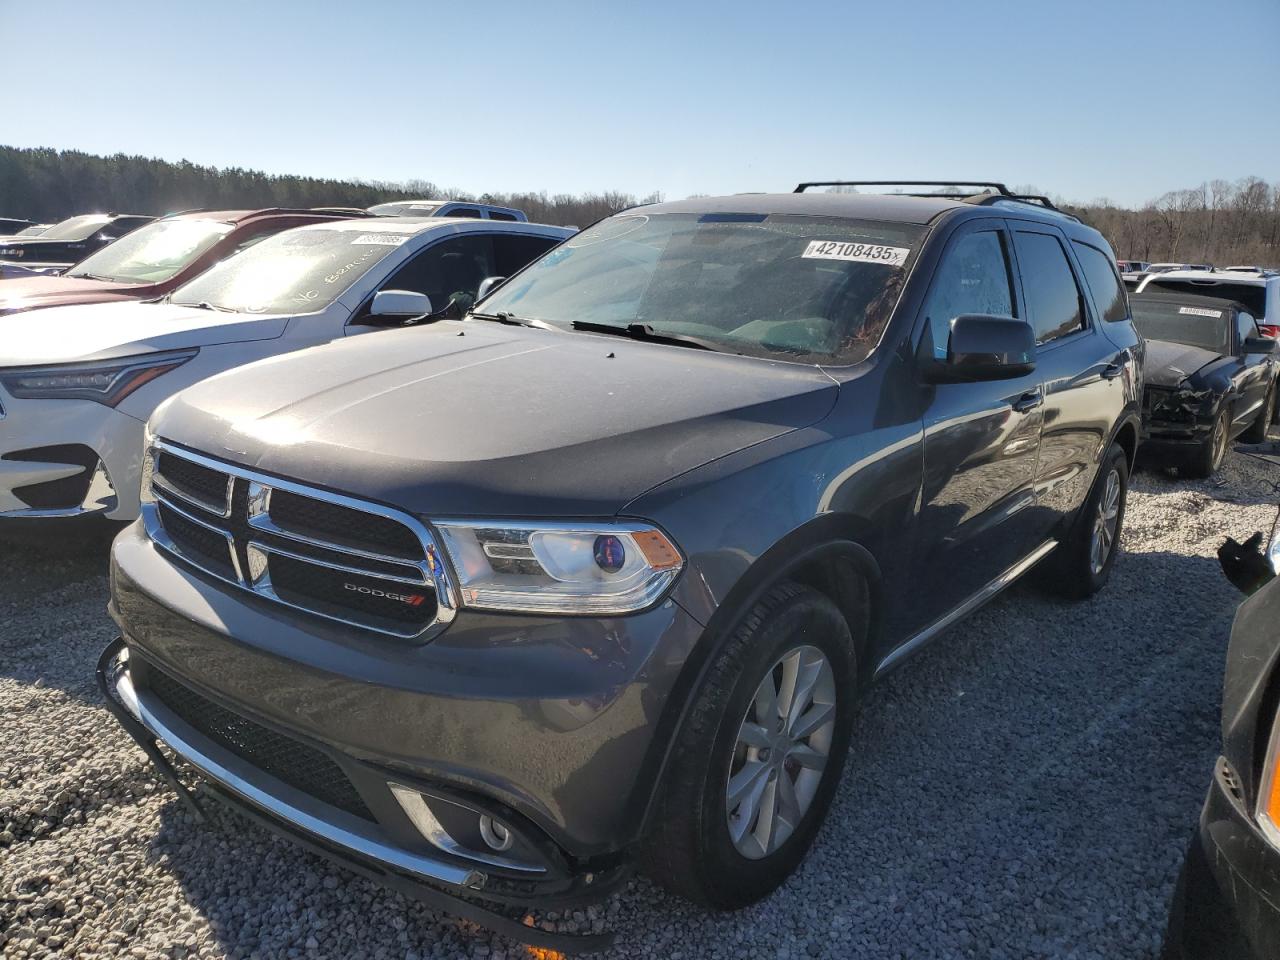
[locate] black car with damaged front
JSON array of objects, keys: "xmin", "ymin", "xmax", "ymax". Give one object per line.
[
  {"xmin": 1134, "ymin": 292, "xmax": 1278, "ymax": 478},
  {"xmin": 99, "ymin": 184, "xmax": 1143, "ymax": 947}
]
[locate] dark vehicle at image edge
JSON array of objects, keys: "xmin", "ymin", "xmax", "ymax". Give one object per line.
[
  {"xmin": 1164, "ymin": 506, "xmax": 1280, "ymax": 959},
  {"xmin": 99, "ymin": 182, "xmax": 1143, "ymax": 948},
  {"xmin": 1133, "ymin": 291, "xmax": 1279, "ymax": 478},
  {"xmin": 0, "ymin": 212, "xmax": 154, "ymax": 272}
]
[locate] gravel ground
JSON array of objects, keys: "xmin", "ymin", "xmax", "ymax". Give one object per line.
[{"xmin": 2, "ymin": 433, "xmax": 1279, "ymax": 960}]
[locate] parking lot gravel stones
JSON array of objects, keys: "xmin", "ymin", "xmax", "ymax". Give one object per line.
[{"xmin": 2, "ymin": 435, "xmax": 1278, "ymax": 959}]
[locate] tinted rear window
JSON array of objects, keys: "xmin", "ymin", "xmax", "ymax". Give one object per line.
[
  {"xmin": 1131, "ymin": 298, "xmax": 1230, "ymax": 353},
  {"xmin": 1144, "ymin": 279, "xmax": 1266, "ymax": 318}
]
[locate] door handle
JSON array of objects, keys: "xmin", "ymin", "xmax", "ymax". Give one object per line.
[
  {"xmin": 1012, "ymin": 391, "xmax": 1043, "ymax": 413},
  {"xmin": 1102, "ymin": 353, "xmax": 1128, "ymax": 380}
]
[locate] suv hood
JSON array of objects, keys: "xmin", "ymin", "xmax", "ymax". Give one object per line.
[
  {"xmin": 1143, "ymin": 338, "xmax": 1222, "ymax": 387},
  {"xmin": 155, "ymin": 320, "xmax": 839, "ymax": 517},
  {"xmin": 0, "ymin": 300, "xmax": 290, "ymax": 366}
]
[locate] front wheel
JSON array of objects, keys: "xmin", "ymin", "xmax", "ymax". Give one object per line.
[
  {"xmin": 1184, "ymin": 408, "xmax": 1230, "ymax": 478},
  {"xmin": 1044, "ymin": 442, "xmax": 1129, "ymax": 599},
  {"xmin": 640, "ymin": 582, "xmax": 857, "ymax": 909}
]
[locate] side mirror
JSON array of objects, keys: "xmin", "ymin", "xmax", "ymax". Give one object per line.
[
  {"xmin": 925, "ymin": 314, "xmax": 1037, "ymax": 383},
  {"xmin": 1244, "ymin": 336, "xmax": 1278, "ymax": 355},
  {"xmin": 369, "ymin": 289, "xmax": 432, "ymax": 321},
  {"xmin": 476, "ymin": 276, "xmax": 506, "ymax": 301}
]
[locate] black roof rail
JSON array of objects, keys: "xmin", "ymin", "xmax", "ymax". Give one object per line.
[{"xmin": 795, "ymin": 180, "xmax": 1014, "ymax": 196}]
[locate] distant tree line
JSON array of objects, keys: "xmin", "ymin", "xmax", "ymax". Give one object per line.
[
  {"xmin": 0, "ymin": 146, "xmax": 660, "ymax": 228},
  {"xmin": 2, "ymin": 146, "xmax": 1275, "ymax": 265},
  {"xmin": 1061, "ymin": 177, "xmax": 1280, "ymax": 267}
]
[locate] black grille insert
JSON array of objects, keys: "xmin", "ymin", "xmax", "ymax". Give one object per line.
[
  {"xmin": 156, "ymin": 451, "xmax": 229, "ymax": 511},
  {"xmin": 157, "ymin": 502, "xmax": 235, "ymax": 579},
  {"xmin": 269, "ymin": 489, "xmax": 424, "ymax": 561},
  {"xmin": 269, "ymin": 553, "xmax": 437, "ymax": 628},
  {"xmin": 147, "ymin": 667, "xmax": 374, "ymax": 822}
]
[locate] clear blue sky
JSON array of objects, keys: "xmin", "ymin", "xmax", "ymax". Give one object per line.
[{"xmin": 5, "ymin": 0, "xmax": 1277, "ymax": 207}]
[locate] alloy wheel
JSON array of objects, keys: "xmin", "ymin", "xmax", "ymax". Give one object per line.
[
  {"xmin": 725, "ymin": 645, "xmax": 837, "ymax": 860},
  {"xmin": 1089, "ymin": 467, "xmax": 1121, "ymax": 576}
]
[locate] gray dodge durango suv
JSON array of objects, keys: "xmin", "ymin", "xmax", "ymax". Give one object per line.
[{"xmin": 100, "ymin": 182, "xmax": 1143, "ymax": 948}]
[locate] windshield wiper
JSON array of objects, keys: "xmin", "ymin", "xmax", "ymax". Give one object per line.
[
  {"xmin": 69, "ymin": 272, "xmax": 118, "ymax": 282},
  {"xmin": 178, "ymin": 300, "xmax": 235, "ymax": 313},
  {"xmin": 570, "ymin": 320, "xmax": 717, "ymax": 351},
  {"xmin": 469, "ymin": 310, "xmax": 552, "ymax": 330}
]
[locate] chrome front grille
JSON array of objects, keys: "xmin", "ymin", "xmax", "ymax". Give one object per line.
[{"xmin": 142, "ymin": 441, "xmax": 456, "ymax": 639}]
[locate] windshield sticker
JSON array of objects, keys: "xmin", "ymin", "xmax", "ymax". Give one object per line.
[
  {"xmin": 1178, "ymin": 306, "xmax": 1222, "ymax": 318},
  {"xmin": 351, "ymin": 234, "xmax": 410, "ymax": 247},
  {"xmin": 802, "ymin": 240, "xmax": 910, "ymax": 266},
  {"xmin": 325, "ymin": 248, "xmax": 378, "ymax": 284}
]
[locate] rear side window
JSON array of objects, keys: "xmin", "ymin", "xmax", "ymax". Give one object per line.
[
  {"xmin": 493, "ymin": 234, "xmax": 561, "ymax": 276},
  {"xmin": 447, "ymin": 207, "xmax": 483, "ymax": 219},
  {"xmin": 1013, "ymin": 231, "xmax": 1084, "ymax": 343},
  {"xmin": 1072, "ymin": 241, "xmax": 1129, "ymax": 323},
  {"xmin": 489, "ymin": 211, "xmax": 519, "ymax": 222},
  {"xmin": 1237, "ymin": 311, "xmax": 1258, "ymax": 348},
  {"xmin": 921, "ymin": 230, "xmax": 1015, "ymax": 359}
]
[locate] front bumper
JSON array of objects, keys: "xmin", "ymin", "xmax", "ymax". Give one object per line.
[
  {"xmin": 1164, "ymin": 759, "xmax": 1280, "ymax": 959},
  {"xmin": 0, "ymin": 392, "xmax": 143, "ymax": 520},
  {"xmin": 106, "ymin": 520, "xmax": 706, "ymax": 907}
]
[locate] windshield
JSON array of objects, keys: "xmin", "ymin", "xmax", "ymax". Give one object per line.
[
  {"xmin": 14, "ymin": 225, "xmax": 47, "ymax": 237},
  {"xmin": 39, "ymin": 215, "xmax": 114, "ymax": 242},
  {"xmin": 170, "ymin": 226, "xmax": 412, "ymax": 314},
  {"xmin": 1132, "ymin": 299, "xmax": 1230, "ymax": 353},
  {"xmin": 479, "ymin": 212, "xmax": 923, "ymax": 363},
  {"xmin": 66, "ymin": 218, "xmax": 233, "ymax": 283}
]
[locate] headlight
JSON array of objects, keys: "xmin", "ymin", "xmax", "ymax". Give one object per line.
[
  {"xmin": 434, "ymin": 520, "xmax": 683, "ymax": 615},
  {"xmin": 0, "ymin": 349, "xmax": 198, "ymax": 406}
]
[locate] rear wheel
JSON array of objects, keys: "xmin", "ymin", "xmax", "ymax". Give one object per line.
[
  {"xmin": 640, "ymin": 582, "xmax": 857, "ymax": 908},
  {"xmin": 1044, "ymin": 442, "xmax": 1128, "ymax": 599},
  {"xmin": 1240, "ymin": 382, "xmax": 1275, "ymax": 444},
  {"xmin": 1184, "ymin": 408, "xmax": 1230, "ymax": 478}
]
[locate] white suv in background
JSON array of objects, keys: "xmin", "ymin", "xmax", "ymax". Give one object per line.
[
  {"xmin": 0, "ymin": 217, "xmax": 571, "ymax": 524},
  {"xmin": 1137, "ymin": 267, "xmax": 1280, "ymax": 339}
]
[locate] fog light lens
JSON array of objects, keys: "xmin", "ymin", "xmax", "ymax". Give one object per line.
[{"xmin": 479, "ymin": 814, "xmax": 513, "ymax": 851}]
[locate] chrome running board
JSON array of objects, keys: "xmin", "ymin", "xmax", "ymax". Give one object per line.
[{"xmin": 874, "ymin": 539, "xmax": 1058, "ymax": 678}]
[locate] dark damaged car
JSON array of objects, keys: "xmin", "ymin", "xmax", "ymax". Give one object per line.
[
  {"xmin": 100, "ymin": 183, "xmax": 1143, "ymax": 948},
  {"xmin": 1133, "ymin": 292, "xmax": 1278, "ymax": 477}
]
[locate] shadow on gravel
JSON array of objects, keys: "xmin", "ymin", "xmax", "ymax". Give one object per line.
[{"xmin": 123, "ymin": 546, "xmax": 1239, "ymax": 959}]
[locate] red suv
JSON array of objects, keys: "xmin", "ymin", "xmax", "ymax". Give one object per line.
[{"xmin": 0, "ymin": 208, "xmax": 367, "ymax": 316}]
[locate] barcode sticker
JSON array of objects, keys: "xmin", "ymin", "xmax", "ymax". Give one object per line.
[
  {"xmin": 1178, "ymin": 306, "xmax": 1222, "ymax": 318},
  {"xmin": 352, "ymin": 234, "xmax": 410, "ymax": 246},
  {"xmin": 802, "ymin": 240, "xmax": 910, "ymax": 266}
]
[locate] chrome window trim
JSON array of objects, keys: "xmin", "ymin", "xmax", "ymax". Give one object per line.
[{"xmin": 144, "ymin": 440, "xmax": 458, "ymax": 640}]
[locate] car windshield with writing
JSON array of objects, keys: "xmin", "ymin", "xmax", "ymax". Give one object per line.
[
  {"xmin": 37, "ymin": 215, "xmax": 114, "ymax": 242},
  {"xmin": 65, "ymin": 218, "xmax": 234, "ymax": 284},
  {"xmin": 1132, "ymin": 298, "xmax": 1231, "ymax": 353},
  {"xmin": 170, "ymin": 227, "xmax": 410, "ymax": 314},
  {"xmin": 479, "ymin": 213, "xmax": 923, "ymax": 363}
]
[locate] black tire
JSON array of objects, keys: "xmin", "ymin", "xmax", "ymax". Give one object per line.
[
  {"xmin": 1044, "ymin": 442, "xmax": 1129, "ymax": 600},
  {"xmin": 1240, "ymin": 382, "xmax": 1275, "ymax": 444},
  {"xmin": 1183, "ymin": 408, "xmax": 1230, "ymax": 478},
  {"xmin": 639, "ymin": 582, "xmax": 857, "ymax": 909}
]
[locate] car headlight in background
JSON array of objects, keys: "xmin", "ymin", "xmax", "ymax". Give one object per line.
[
  {"xmin": 434, "ymin": 520, "xmax": 683, "ymax": 615},
  {"xmin": 0, "ymin": 349, "xmax": 198, "ymax": 406}
]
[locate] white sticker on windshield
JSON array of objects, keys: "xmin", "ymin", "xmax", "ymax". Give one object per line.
[
  {"xmin": 802, "ymin": 240, "xmax": 910, "ymax": 266},
  {"xmin": 351, "ymin": 234, "xmax": 410, "ymax": 246},
  {"xmin": 1178, "ymin": 306, "xmax": 1222, "ymax": 318}
]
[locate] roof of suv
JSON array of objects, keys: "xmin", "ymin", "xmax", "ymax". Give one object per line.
[
  {"xmin": 275, "ymin": 216, "xmax": 565, "ymax": 237},
  {"xmin": 1144, "ymin": 268, "xmax": 1274, "ymax": 286},
  {"xmin": 640, "ymin": 191, "xmax": 1082, "ymax": 229},
  {"xmin": 163, "ymin": 208, "xmax": 366, "ymax": 225}
]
